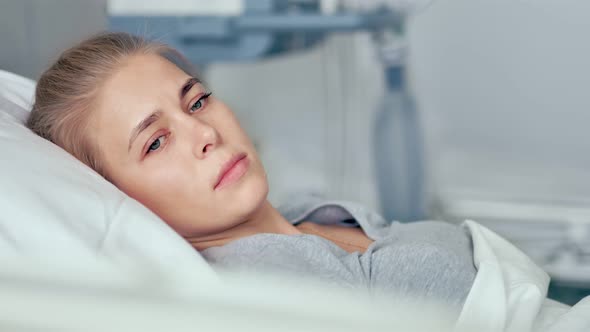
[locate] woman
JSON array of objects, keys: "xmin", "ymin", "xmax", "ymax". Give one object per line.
[{"xmin": 27, "ymin": 32, "xmax": 476, "ymax": 310}]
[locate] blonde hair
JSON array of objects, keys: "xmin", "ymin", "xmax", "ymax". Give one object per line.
[{"xmin": 27, "ymin": 32, "xmax": 195, "ymax": 179}]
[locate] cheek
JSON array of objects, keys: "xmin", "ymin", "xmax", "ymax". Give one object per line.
[{"xmin": 114, "ymin": 160, "xmax": 208, "ymax": 214}]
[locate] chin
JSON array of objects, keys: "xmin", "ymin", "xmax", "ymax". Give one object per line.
[{"xmin": 233, "ymin": 172, "xmax": 269, "ymax": 220}]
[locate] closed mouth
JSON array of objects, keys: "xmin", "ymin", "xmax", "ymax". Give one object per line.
[{"xmin": 214, "ymin": 152, "xmax": 248, "ymax": 190}]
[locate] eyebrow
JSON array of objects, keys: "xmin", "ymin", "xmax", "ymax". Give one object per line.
[
  {"xmin": 128, "ymin": 111, "xmax": 162, "ymax": 152},
  {"xmin": 127, "ymin": 77, "xmax": 200, "ymax": 153},
  {"xmin": 181, "ymin": 77, "xmax": 200, "ymax": 100}
]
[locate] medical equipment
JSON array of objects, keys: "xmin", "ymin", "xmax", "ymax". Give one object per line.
[{"xmin": 108, "ymin": 0, "xmax": 426, "ymax": 222}]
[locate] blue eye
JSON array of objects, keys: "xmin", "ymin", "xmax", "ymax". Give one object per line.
[
  {"xmin": 147, "ymin": 135, "xmax": 166, "ymax": 154},
  {"xmin": 189, "ymin": 92, "xmax": 212, "ymax": 114}
]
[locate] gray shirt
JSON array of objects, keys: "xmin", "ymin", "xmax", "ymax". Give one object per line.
[{"xmin": 201, "ymin": 195, "xmax": 476, "ymax": 308}]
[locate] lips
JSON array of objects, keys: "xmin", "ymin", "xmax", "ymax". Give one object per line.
[{"xmin": 214, "ymin": 152, "xmax": 248, "ymax": 190}]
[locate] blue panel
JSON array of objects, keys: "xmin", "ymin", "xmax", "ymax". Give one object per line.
[
  {"xmin": 374, "ymin": 67, "xmax": 426, "ymax": 222},
  {"xmin": 109, "ymin": 16, "xmax": 273, "ymax": 63}
]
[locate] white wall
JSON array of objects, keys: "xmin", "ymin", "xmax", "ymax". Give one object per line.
[
  {"xmin": 212, "ymin": 0, "xmax": 590, "ymax": 216},
  {"xmin": 407, "ymin": 0, "xmax": 590, "ymax": 218},
  {"xmin": 0, "ymin": 0, "xmax": 107, "ymax": 79}
]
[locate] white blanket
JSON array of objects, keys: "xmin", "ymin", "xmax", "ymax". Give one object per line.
[{"xmin": 456, "ymin": 220, "xmax": 590, "ymax": 332}]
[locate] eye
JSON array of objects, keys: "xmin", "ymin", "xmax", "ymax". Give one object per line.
[
  {"xmin": 146, "ymin": 135, "xmax": 166, "ymax": 154},
  {"xmin": 189, "ymin": 92, "xmax": 212, "ymax": 114}
]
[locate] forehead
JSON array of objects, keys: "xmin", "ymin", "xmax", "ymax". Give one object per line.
[
  {"xmin": 93, "ymin": 53, "xmax": 190, "ymax": 121},
  {"xmin": 89, "ymin": 54, "xmax": 189, "ymax": 157},
  {"xmin": 103, "ymin": 53, "xmax": 187, "ymax": 96}
]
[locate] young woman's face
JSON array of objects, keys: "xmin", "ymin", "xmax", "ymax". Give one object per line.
[{"xmin": 89, "ymin": 54, "xmax": 268, "ymax": 238}]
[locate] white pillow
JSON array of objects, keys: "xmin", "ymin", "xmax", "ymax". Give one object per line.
[{"xmin": 0, "ymin": 70, "xmax": 215, "ymax": 287}]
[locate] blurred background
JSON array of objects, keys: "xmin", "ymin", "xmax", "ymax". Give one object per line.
[{"xmin": 2, "ymin": 0, "xmax": 590, "ymax": 304}]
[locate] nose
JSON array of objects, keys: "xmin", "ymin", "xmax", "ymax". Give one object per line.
[{"xmin": 184, "ymin": 116, "xmax": 220, "ymax": 159}]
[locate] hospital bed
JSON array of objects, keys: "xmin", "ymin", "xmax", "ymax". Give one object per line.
[{"xmin": 2, "ymin": 0, "xmax": 590, "ymax": 330}]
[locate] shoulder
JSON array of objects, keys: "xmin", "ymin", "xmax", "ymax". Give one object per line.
[{"xmin": 373, "ymin": 220, "xmax": 475, "ymax": 270}]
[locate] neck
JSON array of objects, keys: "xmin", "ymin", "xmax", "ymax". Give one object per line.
[{"xmin": 187, "ymin": 200, "xmax": 301, "ymax": 251}]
